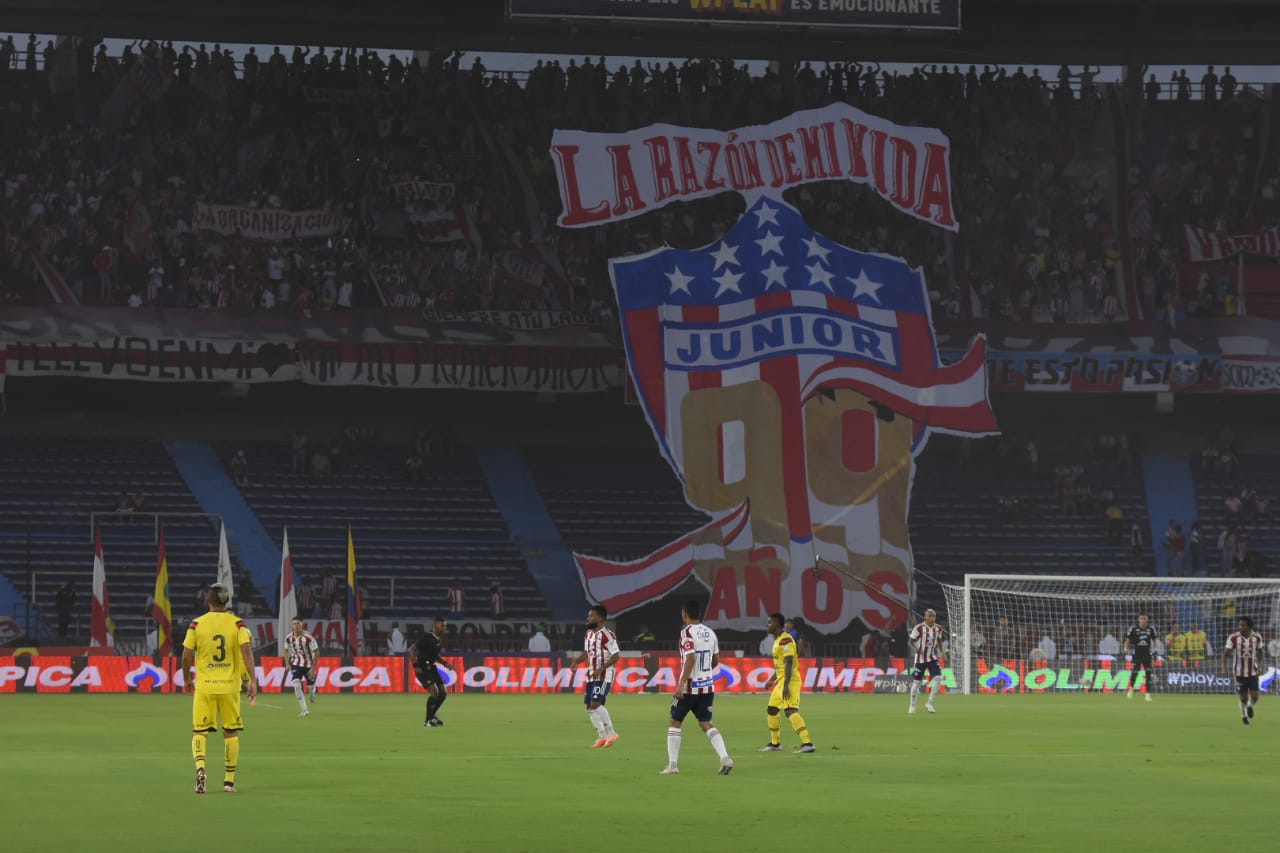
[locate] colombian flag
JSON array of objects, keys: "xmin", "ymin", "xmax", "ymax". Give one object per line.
[
  {"xmin": 346, "ymin": 527, "xmax": 359, "ymax": 657},
  {"xmin": 151, "ymin": 528, "xmax": 173, "ymax": 656}
]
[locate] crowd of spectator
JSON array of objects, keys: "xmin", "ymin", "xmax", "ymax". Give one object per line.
[
  {"xmin": 1128, "ymin": 66, "xmax": 1274, "ymax": 322},
  {"xmin": 1198, "ymin": 428, "xmax": 1271, "ymax": 579},
  {"xmin": 0, "ymin": 37, "xmax": 581, "ymax": 317},
  {"xmin": 6, "ymin": 37, "xmax": 1270, "ymax": 327}
]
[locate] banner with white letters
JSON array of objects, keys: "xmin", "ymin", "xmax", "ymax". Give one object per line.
[{"xmin": 192, "ymin": 203, "xmax": 349, "ymax": 241}]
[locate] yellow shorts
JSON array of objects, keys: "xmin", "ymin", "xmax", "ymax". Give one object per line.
[
  {"xmin": 192, "ymin": 690, "xmax": 244, "ymax": 733},
  {"xmin": 769, "ymin": 682, "xmax": 803, "ymax": 711}
]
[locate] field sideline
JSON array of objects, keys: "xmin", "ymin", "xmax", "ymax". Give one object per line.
[{"xmin": 3, "ymin": 692, "xmax": 1275, "ymax": 852}]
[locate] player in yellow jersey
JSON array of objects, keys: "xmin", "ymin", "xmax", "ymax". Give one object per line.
[
  {"xmin": 182, "ymin": 582, "xmax": 256, "ymax": 793},
  {"xmin": 759, "ymin": 613, "xmax": 815, "ymax": 754}
]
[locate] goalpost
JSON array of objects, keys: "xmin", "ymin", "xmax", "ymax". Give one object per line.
[{"xmin": 941, "ymin": 575, "xmax": 1280, "ymax": 695}]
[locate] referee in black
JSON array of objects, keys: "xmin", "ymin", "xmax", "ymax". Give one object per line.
[
  {"xmin": 1124, "ymin": 613, "xmax": 1158, "ymax": 701},
  {"xmin": 411, "ymin": 616, "xmax": 449, "ymax": 726}
]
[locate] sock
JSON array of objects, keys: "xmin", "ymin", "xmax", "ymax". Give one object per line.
[
  {"xmin": 294, "ymin": 681, "xmax": 307, "ymax": 712},
  {"xmin": 596, "ymin": 706, "xmax": 615, "ymax": 737},
  {"xmin": 224, "ymin": 737, "xmax": 240, "ymax": 784},
  {"xmin": 426, "ymin": 696, "xmax": 439, "ymax": 721},
  {"xmin": 666, "ymin": 727, "xmax": 682, "ymax": 767},
  {"xmin": 309, "ymin": 681, "xmax": 316, "ymax": 700},
  {"xmin": 788, "ymin": 712, "xmax": 812, "ymax": 745},
  {"xmin": 588, "ymin": 708, "xmax": 607, "ymax": 738},
  {"xmin": 1247, "ymin": 697, "xmax": 1255, "ymax": 708},
  {"xmin": 1240, "ymin": 699, "xmax": 1248, "ymax": 716},
  {"xmin": 192, "ymin": 734, "xmax": 207, "ymax": 770},
  {"xmin": 768, "ymin": 713, "xmax": 782, "ymax": 745},
  {"xmin": 909, "ymin": 682, "xmax": 919, "ymax": 706},
  {"xmin": 928, "ymin": 680, "xmax": 941, "ymax": 702},
  {"xmin": 706, "ymin": 726, "xmax": 730, "ymax": 762}
]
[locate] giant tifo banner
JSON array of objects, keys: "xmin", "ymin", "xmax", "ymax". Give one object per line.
[
  {"xmin": 1184, "ymin": 224, "xmax": 1280, "ymax": 262},
  {"xmin": 0, "ymin": 307, "xmax": 621, "ymax": 392},
  {"xmin": 509, "ymin": 0, "xmax": 962, "ymax": 30},
  {"xmin": 0, "ymin": 655, "xmax": 908, "ymax": 694},
  {"xmin": 557, "ymin": 106, "xmax": 997, "ymax": 635},
  {"xmin": 192, "ymin": 203, "xmax": 349, "ymax": 241},
  {"xmin": 550, "ymin": 102, "xmax": 958, "ymax": 231}
]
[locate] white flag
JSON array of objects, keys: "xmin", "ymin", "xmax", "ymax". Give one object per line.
[
  {"xmin": 217, "ymin": 522, "xmax": 234, "ymax": 608},
  {"xmin": 277, "ymin": 527, "xmax": 297, "ymax": 651}
]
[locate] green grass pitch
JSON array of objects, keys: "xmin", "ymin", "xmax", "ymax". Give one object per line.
[{"xmin": 3, "ymin": 692, "xmax": 1276, "ymax": 852}]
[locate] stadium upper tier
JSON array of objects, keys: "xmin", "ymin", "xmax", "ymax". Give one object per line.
[{"xmin": 2, "ymin": 42, "xmax": 1271, "ymax": 329}]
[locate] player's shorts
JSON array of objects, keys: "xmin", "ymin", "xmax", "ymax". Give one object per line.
[
  {"xmin": 912, "ymin": 660, "xmax": 942, "ymax": 681},
  {"xmin": 670, "ymin": 691, "xmax": 715, "ymax": 724},
  {"xmin": 768, "ymin": 680, "xmax": 802, "ymax": 710},
  {"xmin": 291, "ymin": 665, "xmax": 314, "ymax": 683},
  {"xmin": 584, "ymin": 680, "xmax": 612, "ymax": 706},
  {"xmin": 1130, "ymin": 655, "xmax": 1154, "ymax": 668},
  {"xmin": 416, "ymin": 665, "xmax": 444, "ymax": 691},
  {"xmin": 1236, "ymin": 675, "xmax": 1260, "ymax": 693},
  {"xmin": 192, "ymin": 690, "xmax": 244, "ymax": 733}
]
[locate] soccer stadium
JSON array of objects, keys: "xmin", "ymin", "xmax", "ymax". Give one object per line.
[{"xmin": 2, "ymin": 0, "xmax": 1280, "ymax": 850}]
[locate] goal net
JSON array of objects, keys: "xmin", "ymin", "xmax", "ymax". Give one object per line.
[{"xmin": 941, "ymin": 575, "xmax": 1280, "ymax": 695}]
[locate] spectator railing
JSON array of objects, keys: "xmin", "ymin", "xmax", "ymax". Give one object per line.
[{"xmin": 88, "ymin": 511, "xmax": 223, "ymax": 543}]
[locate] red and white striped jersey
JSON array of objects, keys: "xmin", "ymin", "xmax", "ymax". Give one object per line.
[
  {"xmin": 584, "ymin": 627, "xmax": 620, "ymax": 684},
  {"xmin": 678, "ymin": 623, "xmax": 720, "ymax": 694},
  {"xmin": 447, "ymin": 585, "xmax": 465, "ymax": 614},
  {"xmin": 1225, "ymin": 631, "xmax": 1264, "ymax": 677},
  {"xmin": 283, "ymin": 630, "xmax": 319, "ymax": 669},
  {"xmin": 910, "ymin": 622, "xmax": 946, "ymax": 665}
]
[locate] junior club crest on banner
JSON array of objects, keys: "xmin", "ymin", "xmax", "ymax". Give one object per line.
[{"xmin": 557, "ymin": 105, "xmax": 998, "ymax": 635}]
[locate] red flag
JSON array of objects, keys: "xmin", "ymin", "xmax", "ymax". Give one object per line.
[{"xmin": 90, "ymin": 526, "xmax": 113, "ymax": 648}]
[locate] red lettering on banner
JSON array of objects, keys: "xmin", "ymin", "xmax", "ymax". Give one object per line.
[
  {"xmin": 645, "ymin": 137, "xmax": 678, "ymax": 202},
  {"xmin": 862, "ymin": 570, "xmax": 909, "ymax": 630},
  {"xmin": 889, "ymin": 137, "xmax": 918, "ymax": 210},
  {"xmin": 797, "ymin": 126, "xmax": 829, "ymax": 180},
  {"xmin": 802, "ymin": 566, "xmax": 843, "ymax": 623},
  {"xmin": 869, "ymin": 129, "xmax": 890, "ymax": 197},
  {"xmin": 841, "ymin": 119, "xmax": 871, "ymax": 180},
  {"xmin": 708, "ymin": 567, "xmax": 742, "ymax": 620},
  {"xmin": 607, "ymin": 145, "xmax": 646, "ymax": 216},
  {"xmin": 743, "ymin": 561, "xmax": 782, "ymax": 617},
  {"xmin": 777, "ymin": 133, "xmax": 803, "ymax": 183},
  {"xmin": 821, "ymin": 122, "xmax": 840, "ymax": 179},
  {"xmin": 738, "ymin": 142, "xmax": 764, "ymax": 188},
  {"xmin": 761, "ymin": 139, "xmax": 786, "ymax": 188},
  {"xmin": 697, "ymin": 141, "xmax": 726, "ymax": 191},
  {"xmin": 673, "ymin": 137, "xmax": 702, "ymax": 195},
  {"xmin": 552, "ymin": 145, "xmax": 610, "ymax": 226},
  {"xmin": 914, "ymin": 143, "xmax": 955, "ymax": 228}
]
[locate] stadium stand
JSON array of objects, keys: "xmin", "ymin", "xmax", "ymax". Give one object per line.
[
  {"xmin": 215, "ymin": 439, "xmax": 550, "ymax": 626},
  {"xmin": 0, "ymin": 437, "xmax": 229, "ymax": 638},
  {"xmin": 10, "ymin": 43, "xmax": 1266, "ymax": 327}
]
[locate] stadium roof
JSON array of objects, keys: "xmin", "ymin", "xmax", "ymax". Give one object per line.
[{"xmin": 4, "ymin": 0, "xmax": 1280, "ymax": 64}]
